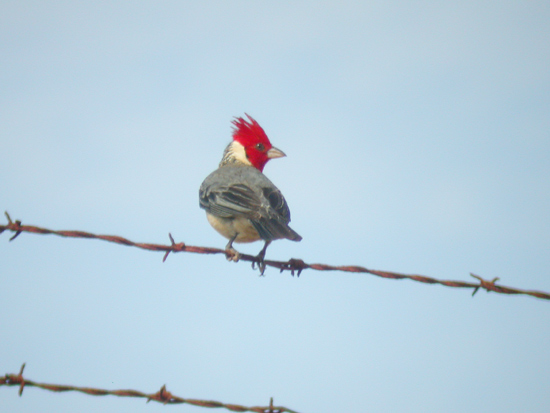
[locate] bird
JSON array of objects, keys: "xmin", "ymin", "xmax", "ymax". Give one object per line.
[{"xmin": 199, "ymin": 114, "xmax": 302, "ymax": 274}]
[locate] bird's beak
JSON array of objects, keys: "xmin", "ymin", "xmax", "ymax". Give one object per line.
[{"xmin": 267, "ymin": 146, "xmax": 286, "ymax": 159}]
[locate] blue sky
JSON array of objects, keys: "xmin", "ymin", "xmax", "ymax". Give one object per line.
[{"xmin": 2, "ymin": 2, "xmax": 550, "ymax": 412}]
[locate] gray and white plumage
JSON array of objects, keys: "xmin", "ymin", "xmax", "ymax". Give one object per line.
[
  {"xmin": 198, "ymin": 114, "xmax": 301, "ymax": 273},
  {"xmin": 199, "ymin": 164, "xmax": 301, "ymax": 244}
]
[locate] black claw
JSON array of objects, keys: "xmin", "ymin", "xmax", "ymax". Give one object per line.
[
  {"xmin": 251, "ymin": 240, "xmax": 270, "ymax": 275},
  {"xmin": 251, "ymin": 254, "xmax": 267, "ymax": 275},
  {"xmin": 259, "ymin": 261, "xmax": 266, "ymax": 276}
]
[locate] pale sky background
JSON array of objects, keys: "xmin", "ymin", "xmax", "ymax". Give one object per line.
[{"xmin": 2, "ymin": 2, "xmax": 550, "ymax": 412}]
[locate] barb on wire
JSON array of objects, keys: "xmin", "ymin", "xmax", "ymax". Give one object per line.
[
  {"xmin": 0, "ymin": 364, "xmax": 299, "ymax": 413},
  {"xmin": 2, "ymin": 211, "xmax": 549, "ymax": 300}
]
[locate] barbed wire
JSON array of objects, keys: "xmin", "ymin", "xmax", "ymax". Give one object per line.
[
  {"xmin": 2, "ymin": 211, "xmax": 549, "ymax": 300},
  {"xmin": 0, "ymin": 364, "xmax": 298, "ymax": 413}
]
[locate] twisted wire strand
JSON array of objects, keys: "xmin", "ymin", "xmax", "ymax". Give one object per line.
[
  {"xmin": 2, "ymin": 212, "xmax": 549, "ymax": 300},
  {"xmin": 0, "ymin": 364, "xmax": 298, "ymax": 413}
]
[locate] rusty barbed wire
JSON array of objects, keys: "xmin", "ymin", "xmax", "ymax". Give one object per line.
[
  {"xmin": 2, "ymin": 211, "xmax": 549, "ymax": 300},
  {"xmin": 0, "ymin": 364, "xmax": 298, "ymax": 413}
]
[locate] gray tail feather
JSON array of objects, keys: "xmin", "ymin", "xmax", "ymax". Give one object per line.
[
  {"xmin": 287, "ymin": 227, "xmax": 302, "ymax": 242},
  {"xmin": 252, "ymin": 219, "xmax": 302, "ymax": 242}
]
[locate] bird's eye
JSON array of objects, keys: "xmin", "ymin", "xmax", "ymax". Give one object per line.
[{"xmin": 255, "ymin": 143, "xmax": 265, "ymax": 151}]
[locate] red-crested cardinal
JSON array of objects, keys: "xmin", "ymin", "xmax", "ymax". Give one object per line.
[{"xmin": 199, "ymin": 114, "xmax": 302, "ymax": 274}]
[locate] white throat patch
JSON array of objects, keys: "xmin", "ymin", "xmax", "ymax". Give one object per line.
[{"xmin": 220, "ymin": 140, "xmax": 252, "ymax": 167}]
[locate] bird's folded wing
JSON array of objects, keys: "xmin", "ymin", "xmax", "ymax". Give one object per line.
[
  {"xmin": 200, "ymin": 182, "xmax": 301, "ymax": 241},
  {"xmin": 261, "ymin": 187, "xmax": 291, "ymax": 222},
  {"xmin": 200, "ymin": 183, "xmax": 262, "ymax": 219}
]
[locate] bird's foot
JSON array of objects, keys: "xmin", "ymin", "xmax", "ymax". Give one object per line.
[
  {"xmin": 251, "ymin": 251, "xmax": 267, "ymax": 276},
  {"xmin": 225, "ymin": 247, "xmax": 241, "ymax": 262},
  {"xmin": 251, "ymin": 241, "xmax": 271, "ymax": 276}
]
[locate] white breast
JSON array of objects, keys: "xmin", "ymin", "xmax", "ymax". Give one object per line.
[{"xmin": 206, "ymin": 212, "xmax": 261, "ymax": 243}]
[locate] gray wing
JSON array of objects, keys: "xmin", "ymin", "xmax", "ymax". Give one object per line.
[
  {"xmin": 199, "ymin": 167, "xmax": 302, "ymax": 242},
  {"xmin": 200, "ymin": 182, "xmax": 262, "ymax": 220}
]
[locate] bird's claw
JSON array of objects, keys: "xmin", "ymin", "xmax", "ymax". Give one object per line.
[
  {"xmin": 251, "ymin": 253, "xmax": 267, "ymax": 276},
  {"xmin": 225, "ymin": 247, "xmax": 241, "ymax": 262}
]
